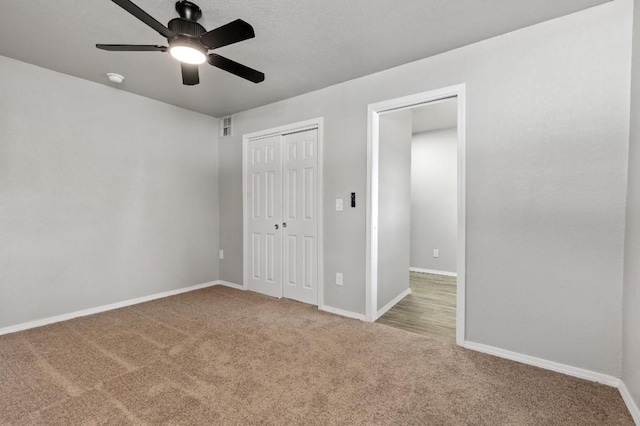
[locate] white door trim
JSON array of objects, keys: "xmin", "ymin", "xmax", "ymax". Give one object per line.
[
  {"xmin": 366, "ymin": 84, "xmax": 466, "ymax": 346},
  {"xmin": 242, "ymin": 118, "xmax": 324, "ymax": 310}
]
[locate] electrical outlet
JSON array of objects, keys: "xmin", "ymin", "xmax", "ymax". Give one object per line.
[
  {"xmin": 336, "ymin": 273, "xmax": 343, "ymax": 286},
  {"xmin": 433, "ymin": 249, "xmax": 439, "ymax": 258},
  {"xmin": 219, "ymin": 250, "xmax": 224, "ymax": 259}
]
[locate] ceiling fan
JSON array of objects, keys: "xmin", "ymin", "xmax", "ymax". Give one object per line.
[{"xmin": 96, "ymin": 0, "xmax": 265, "ymax": 86}]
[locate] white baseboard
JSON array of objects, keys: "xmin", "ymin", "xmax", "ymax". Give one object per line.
[
  {"xmin": 463, "ymin": 341, "xmax": 620, "ymax": 387},
  {"xmin": 375, "ymin": 288, "xmax": 411, "ymax": 321},
  {"xmin": 214, "ymin": 280, "xmax": 245, "ymax": 290},
  {"xmin": 619, "ymin": 381, "xmax": 640, "ymax": 425},
  {"xmin": 410, "ymin": 267, "xmax": 457, "ymax": 277},
  {"xmin": 0, "ymin": 280, "xmax": 221, "ymax": 336},
  {"xmin": 321, "ymin": 305, "xmax": 366, "ymax": 321}
]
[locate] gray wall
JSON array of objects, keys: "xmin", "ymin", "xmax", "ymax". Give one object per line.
[
  {"xmin": 411, "ymin": 128, "xmax": 458, "ymax": 273},
  {"xmin": 622, "ymin": 0, "xmax": 640, "ymax": 411},
  {"xmin": 218, "ymin": 0, "xmax": 632, "ymax": 376},
  {"xmin": 0, "ymin": 56, "xmax": 220, "ymax": 329},
  {"xmin": 378, "ymin": 110, "xmax": 413, "ymax": 311}
]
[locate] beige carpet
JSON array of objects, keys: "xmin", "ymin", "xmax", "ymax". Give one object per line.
[{"xmin": 0, "ymin": 286, "xmax": 633, "ymax": 425}]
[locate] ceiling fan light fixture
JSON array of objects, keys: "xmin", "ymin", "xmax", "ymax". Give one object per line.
[
  {"xmin": 169, "ymin": 44, "xmax": 206, "ymax": 64},
  {"xmin": 96, "ymin": 0, "xmax": 264, "ymax": 85}
]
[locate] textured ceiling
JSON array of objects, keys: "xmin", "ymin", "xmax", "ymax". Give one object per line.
[{"xmin": 0, "ymin": 0, "xmax": 609, "ymax": 117}]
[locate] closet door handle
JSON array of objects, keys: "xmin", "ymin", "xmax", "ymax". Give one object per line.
[
  {"xmin": 282, "ymin": 222, "xmax": 287, "ymax": 228},
  {"xmin": 275, "ymin": 224, "xmax": 279, "ymax": 230}
]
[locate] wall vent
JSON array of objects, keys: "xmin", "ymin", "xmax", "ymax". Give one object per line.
[{"xmin": 220, "ymin": 116, "xmax": 232, "ymax": 137}]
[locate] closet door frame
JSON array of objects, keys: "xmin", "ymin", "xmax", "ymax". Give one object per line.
[{"xmin": 242, "ymin": 118, "xmax": 324, "ymax": 309}]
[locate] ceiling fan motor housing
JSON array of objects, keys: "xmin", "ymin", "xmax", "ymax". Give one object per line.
[
  {"xmin": 167, "ymin": 18, "xmax": 207, "ymax": 59},
  {"xmin": 168, "ymin": 18, "xmax": 206, "ymax": 38},
  {"xmin": 167, "ymin": 0, "xmax": 207, "ymax": 54},
  {"xmin": 169, "ymin": 2, "xmax": 206, "ymax": 52}
]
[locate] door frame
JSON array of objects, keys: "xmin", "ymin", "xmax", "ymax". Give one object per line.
[
  {"xmin": 242, "ymin": 117, "xmax": 324, "ymax": 309},
  {"xmin": 366, "ymin": 84, "xmax": 466, "ymax": 346}
]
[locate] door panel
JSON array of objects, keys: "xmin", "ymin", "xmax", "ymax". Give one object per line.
[
  {"xmin": 282, "ymin": 129, "xmax": 319, "ymax": 305},
  {"xmin": 287, "ymin": 235, "xmax": 297, "ymax": 285},
  {"xmin": 303, "ymin": 168, "xmax": 314, "ymax": 219},
  {"xmin": 246, "ymin": 135, "xmax": 282, "ymax": 298},
  {"xmin": 287, "ymin": 169, "xmax": 297, "ymax": 220}
]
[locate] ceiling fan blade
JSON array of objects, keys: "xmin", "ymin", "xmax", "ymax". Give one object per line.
[
  {"xmin": 111, "ymin": 0, "xmax": 174, "ymax": 39},
  {"xmin": 181, "ymin": 63, "xmax": 200, "ymax": 86},
  {"xmin": 96, "ymin": 44, "xmax": 167, "ymax": 52},
  {"xmin": 199, "ymin": 19, "xmax": 255, "ymax": 49},
  {"xmin": 207, "ymin": 54, "xmax": 264, "ymax": 83}
]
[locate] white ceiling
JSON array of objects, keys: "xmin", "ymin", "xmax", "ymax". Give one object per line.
[
  {"xmin": 0, "ymin": 0, "xmax": 609, "ymax": 117},
  {"xmin": 412, "ymin": 98, "xmax": 458, "ymax": 134}
]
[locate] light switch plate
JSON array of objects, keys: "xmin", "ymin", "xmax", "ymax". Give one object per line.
[{"xmin": 336, "ymin": 198, "xmax": 343, "ymax": 211}]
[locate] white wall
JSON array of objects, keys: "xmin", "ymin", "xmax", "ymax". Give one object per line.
[
  {"xmin": 622, "ymin": 0, "xmax": 640, "ymax": 417},
  {"xmin": 411, "ymin": 128, "xmax": 458, "ymax": 274},
  {"xmin": 218, "ymin": 0, "xmax": 632, "ymax": 376},
  {"xmin": 378, "ymin": 110, "xmax": 413, "ymax": 311},
  {"xmin": 0, "ymin": 56, "xmax": 220, "ymax": 329}
]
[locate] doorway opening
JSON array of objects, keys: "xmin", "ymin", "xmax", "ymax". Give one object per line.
[
  {"xmin": 242, "ymin": 118, "xmax": 324, "ymax": 309},
  {"xmin": 366, "ymin": 85, "xmax": 466, "ymax": 346}
]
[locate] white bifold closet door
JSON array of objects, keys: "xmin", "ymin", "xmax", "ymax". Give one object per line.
[
  {"xmin": 247, "ymin": 134, "xmax": 282, "ymax": 298},
  {"xmin": 246, "ymin": 128, "xmax": 318, "ymax": 305}
]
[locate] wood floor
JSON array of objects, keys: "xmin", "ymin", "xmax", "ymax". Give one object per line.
[{"xmin": 377, "ymin": 271, "xmax": 457, "ymax": 342}]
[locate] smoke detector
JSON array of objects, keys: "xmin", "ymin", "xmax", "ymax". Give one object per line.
[{"xmin": 107, "ymin": 73, "xmax": 124, "ymax": 84}]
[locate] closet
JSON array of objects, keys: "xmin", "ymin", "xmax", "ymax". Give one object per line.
[{"xmin": 243, "ymin": 125, "xmax": 320, "ymax": 305}]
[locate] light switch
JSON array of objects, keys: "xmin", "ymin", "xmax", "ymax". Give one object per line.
[{"xmin": 336, "ymin": 198, "xmax": 344, "ymax": 211}]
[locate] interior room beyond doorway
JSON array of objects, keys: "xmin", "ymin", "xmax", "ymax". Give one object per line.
[{"xmin": 377, "ymin": 98, "xmax": 459, "ymax": 343}]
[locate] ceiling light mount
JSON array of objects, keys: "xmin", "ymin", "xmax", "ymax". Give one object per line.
[{"xmin": 175, "ymin": 1, "xmax": 202, "ymax": 22}]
